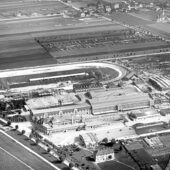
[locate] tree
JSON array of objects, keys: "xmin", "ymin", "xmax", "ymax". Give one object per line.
[
  {"xmin": 75, "ymin": 163, "xmax": 80, "ymax": 168},
  {"xmin": 110, "ymin": 138, "xmax": 116, "ymax": 145},
  {"xmin": 69, "ymin": 162, "xmax": 74, "ymax": 169},
  {"xmin": 157, "ymin": 1, "xmax": 167, "ymax": 10},
  {"xmin": 21, "ymin": 130, "xmax": 25, "ymax": 135},
  {"xmin": 15, "ymin": 125, "xmax": 19, "ymax": 130},
  {"xmin": 102, "ymin": 137, "xmax": 108, "ymax": 143},
  {"xmin": 80, "ymin": 7, "xmax": 84, "ymax": 11},
  {"xmin": 58, "ymin": 155, "xmax": 64, "ymax": 162},
  {"xmin": 47, "ymin": 147, "xmax": 51, "ymax": 153},
  {"xmin": 31, "ymin": 128, "xmax": 35, "ymax": 135},
  {"xmin": 94, "ymin": 70, "xmax": 102, "ymax": 80},
  {"xmin": 6, "ymin": 120, "xmax": 11, "ymax": 126},
  {"xmin": 35, "ymin": 138, "xmax": 40, "ymax": 145},
  {"xmin": 29, "ymin": 133, "xmax": 32, "ymax": 141},
  {"xmin": 114, "ymin": 143, "xmax": 122, "ymax": 153}
]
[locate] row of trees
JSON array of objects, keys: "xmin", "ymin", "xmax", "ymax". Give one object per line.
[{"xmin": 5, "ymin": 122, "xmax": 63, "ymax": 163}]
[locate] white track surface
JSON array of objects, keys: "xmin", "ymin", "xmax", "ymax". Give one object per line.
[{"xmin": 0, "ymin": 62, "xmax": 127, "ymax": 81}]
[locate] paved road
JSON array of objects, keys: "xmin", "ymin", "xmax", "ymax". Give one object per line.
[{"xmin": 0, "ymin": 131, "xmax": 57, "ymax": 170}]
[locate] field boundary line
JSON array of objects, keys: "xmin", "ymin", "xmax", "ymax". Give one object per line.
[
  {"xmin": 0, "ymin": 130, "xmax": 61, "ymax": 170},
  {"xmin": 0, "ymin": 146, "xmax": 34, "ymax": 170}
]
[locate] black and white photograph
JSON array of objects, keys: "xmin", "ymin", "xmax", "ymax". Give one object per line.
[{"xmin": 0, "ymin": 0, "xmax": 170, "ymax": 170}]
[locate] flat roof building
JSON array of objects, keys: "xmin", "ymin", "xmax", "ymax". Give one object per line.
[
  {"xmin": 89, "ymin": 91, "xmax": 152, "ymax": 114},
  {"xmin": 149, "ymin": 76, "xmax": 170, "ymax": 91}
]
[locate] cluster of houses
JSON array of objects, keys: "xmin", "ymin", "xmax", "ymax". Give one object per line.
[{"xmin": 77, "ymin": 0, "xmax": 170, "ymax": 20}]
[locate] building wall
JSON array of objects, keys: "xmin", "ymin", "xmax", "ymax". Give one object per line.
[
  {"xmin": 32, "ymin": 106, "xmax": 91, "ymax": 120},
  {"xmin": 118, "ymin": 100, "xmax": 151, "ymax": 111},
  {"xmin": 96, "ymin": 153, "xmax": 115, "ymax": 163}
]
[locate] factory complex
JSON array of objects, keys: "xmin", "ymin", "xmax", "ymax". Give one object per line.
[
  {"xmin": 29, "ymin": 88, "xmax": 152, "ymax": 134},
  {"xmin": 0, "ymin": 60, "xmax": 153, "ymax": 134},
  {"xmin": 1, "ymin": 0, "xmax": 170, "ymax": 169}
]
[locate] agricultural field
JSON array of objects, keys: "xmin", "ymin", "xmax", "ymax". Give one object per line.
[
  {"xmin": 0, "ymin": 1, "xmax": 74, "ymax": 19},
  {"xmin": 108, "ymin": 11, "xmax": 170, "ymax": 39},
  {"xmin": 130, "ymin": 8, "xmax": 158, "ymax": 21},
  {"xmin": 123, "ymin": 53, "xmax": 170, "ymax": 76},
  {"xmin": 98, "ymin": 160, "xmax": 134, "ymax": 170},
  {"xmin": 135, "ymin": 123, "xmax": 168, "ymax": 135},
  {"xmin": 103, "ymin": 0, "xmax": 124, "ymax": 3},
  {"xmin": 148, "ymin": 23, "xmax": 170, "ymax": 37},
  {"xmin": 0, "ymin": 132, "xmax": 58, "ymax": 170},
  {"xmin": 0, "ymin": 35, "xmax": 57, "ymax": 70},
  {"xmin": 36, "ymin": 26, "xmax": 169, "ymax": 63},
  {"xmin": 70, "ymin": 0, "xmax": 98, "ymax": 8},
  {"xmin": 134, "ymin": 0, "xmax": 168, "ymax": 3}
]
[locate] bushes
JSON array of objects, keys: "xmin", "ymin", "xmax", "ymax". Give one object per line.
[
  {"xmin": 6, "ymin": 120, "xmax": 11, "ymax": 126},
  {"xmin": 47, "ymin": 147, "xmax": 51, "ymax": 153},
  {"xmin": 35, "ymin": 138, "xmax": 40, "ymax": 145},
  {"xmin": 20, "ymin": 130, "xmax": 25, "ymax": 135},
  {"xmin": 44, "ymin": 139, "xmax": 55, "ymax": 148},
  {"xmin": 15, "ymin": 125, "xmax": 19, "ymax": 130}
]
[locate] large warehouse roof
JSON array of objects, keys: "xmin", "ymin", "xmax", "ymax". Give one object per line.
[
  {"xmin": 26, "ymin": 93, "xmax": 79, "ymax": 110},
  {"xmin": 89, "ymin": 91, "xmax": 150, "ymax": 114},
  {"xmin": 90, "ymin": 90, "xmax": 149, "ymax": 106}
]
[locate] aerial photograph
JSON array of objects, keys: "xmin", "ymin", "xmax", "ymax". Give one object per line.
[{"xmin": 0, "ymin": 0, "xmax": 170, "ymax": 170}]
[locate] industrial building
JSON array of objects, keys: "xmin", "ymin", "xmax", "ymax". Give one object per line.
[
  {"xmin": 93, "ymin": 146, "xmax": 115, "ymax": 163},
  {"xmin": 88, "ymin": 90, "xmax": 152, "ymax": 114},
  {"xmin": 79, "ymin": 133, "xmax": 98, "ymax": 147},
  {"xmin": 26, "ymin": 87, "xmax": 153, "ymax": 134},
  {"xmin": 149, "ymin": 76, "xmax": 170, "ymax": 91}
]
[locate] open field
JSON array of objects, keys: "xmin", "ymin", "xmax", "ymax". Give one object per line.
[
  {"xmin": 130, "ymin": 9, "xmax": 158, "ymax": 21},
  {"xmin": 135, "ymin": 123, "xmax": 168, "ymax": 135},
  {"xmin": 71, "ymin": 0, "xmax": 98, "ymax": 7},
  {"xmin": 0, "ymin": 15, "xmax": 113, "ymax": 35},
  {"xmin": 125, "ymin": 53, "xmax": 170, "ymax": 75},
  {"xmin": 0, "ymin": 0, "xmax": 42, "ymax": 2},
  {"xmin": 0, "ymin": 0, "xmax": 82, "ymax": 35},
  {"xmin": 0, "ymin": 21, "xmax": 126, "ymax": 70},
  {"xmin": 0, "ymin": 16, "xmax": 122, "ymax": 70},
  {"xmin": 98, "ymin": 160, "xmax": 134, "ymax": 170},
  {"xmin": 108, "ymin": 12, "xmax": 170, "ymax": 38},
  {"xmin": 0, "ymin": 131, "xmax": 57, "ymax": 170},
  {"xmin": 0, "ymin": 1, "xmax": 73, "ymax": 19},
  {"xmin": 32, "ymin": 21, "xmax": 122, "ymax": 37},
  {"xmin": 109, "ymin": 12, "xmax": 152, "ymax": 26},
  {"xmin": 148, "ymin": 23, "xmax": 170, "ymax": 36},
  {"xmin": 0, "ymin": 35, "xmax": 57, "ymax": 70},
  {"xmin": 0, "ymin": 148, "xmax": 31, "ymax": 170},
  {"xmin": 36, "ymin": 27, "xmax": 169, "ymax": 63}
]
